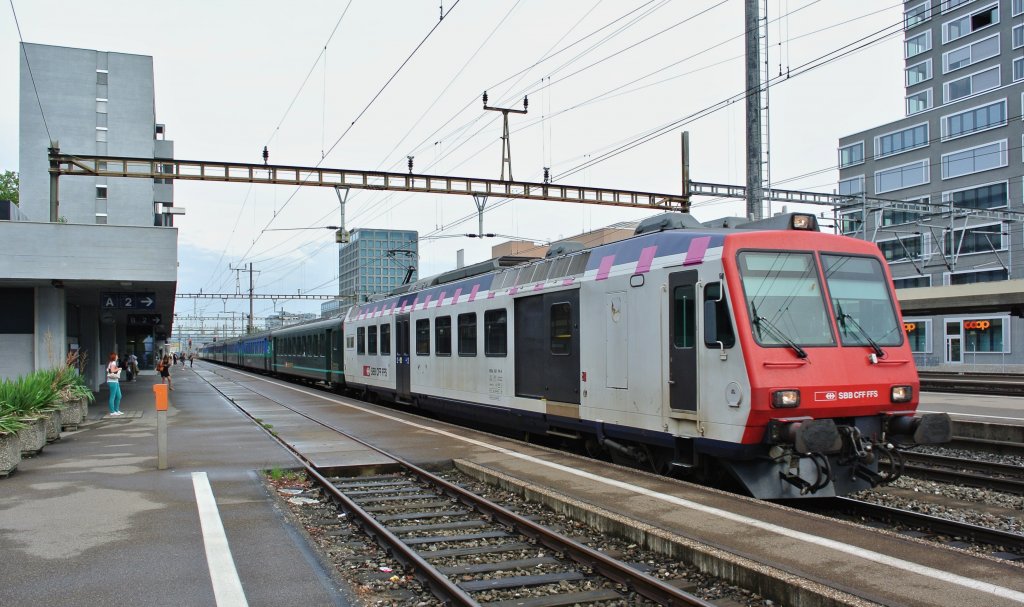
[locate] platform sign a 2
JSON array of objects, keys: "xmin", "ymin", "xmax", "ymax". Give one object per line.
[{"xmin": 100, "ymin": 292, "xmax": 157, "ymax": 309}]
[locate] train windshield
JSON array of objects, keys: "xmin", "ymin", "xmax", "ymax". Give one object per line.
[
  {"xmin": 821, "ymin": 254, "xmax": 903, "ymax": 347},
  {"xmin": 737, "ymin": 252, "xmax": 836, "ymax": 347}
]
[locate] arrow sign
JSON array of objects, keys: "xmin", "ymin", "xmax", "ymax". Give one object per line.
[{"xmin": 139, "ymin": 296, "xmax": 155, "ymax": 309}]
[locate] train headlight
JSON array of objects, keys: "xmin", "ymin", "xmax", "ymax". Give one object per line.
[
  {"xmin": 771, "ymin": 389, "xmax": 800, "ymax": 408},
  {"xmin": 891, "ymin": 385, "xmax": 913, "ymax": 403}
]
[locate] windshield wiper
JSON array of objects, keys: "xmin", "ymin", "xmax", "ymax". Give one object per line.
[
  {"xmin": 751, "ymin": 303, "xmax": 808, "ymax": 359},
  {"xmin": 836, "ymin": 302, "xmax": 884, "ymax": 358}
]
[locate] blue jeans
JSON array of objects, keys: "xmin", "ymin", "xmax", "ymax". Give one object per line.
[{"xmin": 108, "ymin": 381, "xmax": 122, "ymax": 413}]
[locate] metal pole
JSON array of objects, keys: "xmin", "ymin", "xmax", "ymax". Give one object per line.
[
  {"xmin": 745, "ymin": 0, "xmax": 763, "ymax": 220},
  {"xmin": 48, "ymin": 142, "xmax": 60, "ymax": 222},
  {"xmin": 248, "ymin": 263, "xmax": 254, "ymax": 334},
  {"xmin": 681, "ymin": 132, "xmax": 690, "ymax": 205},
  {"xmin": 473, "ymin": 194, "xmax": 488, "ymax": 237},
  {"xmin": 157, "ymin": 409, "xmax": 167, "ymax": 469}
]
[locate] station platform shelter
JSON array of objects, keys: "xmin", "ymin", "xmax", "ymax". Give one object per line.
[{"xmin": 0, "ymin": 218, "xmax": 177, "ymax": 390}]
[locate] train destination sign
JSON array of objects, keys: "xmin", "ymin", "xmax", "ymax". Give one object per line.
[{"xmin": 101, "ymin": 292, "xmax": 157, "ymax": 310}]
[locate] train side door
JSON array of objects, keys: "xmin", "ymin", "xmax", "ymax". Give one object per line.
[
  {"xmin": 396, "ymin": 314, "xmax": 411, "ymax": 401},
  {"xmin": 668, "ymin": 270, "xmax": 698, "ymax": 411}
]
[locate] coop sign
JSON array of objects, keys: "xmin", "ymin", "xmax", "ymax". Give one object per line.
[
  {"xmin": 963, "ymin": 320, "xmax": 992, "ymax": 330},
  {"xmin": 903, "ymin": 322, "xmax": 916, "ymax": 333}
]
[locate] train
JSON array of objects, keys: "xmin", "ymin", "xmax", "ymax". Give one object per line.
[{"xmin": 201, "ymin": 212, "xmax": 951, "ymax": 500}]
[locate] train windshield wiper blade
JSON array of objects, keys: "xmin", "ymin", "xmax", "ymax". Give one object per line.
[
  {"xmin": 751, "ymin": 304, "xmax": 808, "ymax": 359},
  {"xmin": 836, "ymin": 303, "xmax": 884, "ymax": 358}
]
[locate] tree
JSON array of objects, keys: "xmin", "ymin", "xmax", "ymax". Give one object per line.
[{"xmin": 0, "ymin": 171, "xmax": 18, "ymax": 205}]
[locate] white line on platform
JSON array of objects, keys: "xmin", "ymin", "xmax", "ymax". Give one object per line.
[
  {"xmin": 223, "ymin": 368, "xmax": 1024, "ymax": 604},
  {"xmin": 192, "ymin": 471, "xmax": 249, "ymax": 607},
  {"xmin": 919, "ymin": 409, "xmax": 1024, "ymax": 423}
]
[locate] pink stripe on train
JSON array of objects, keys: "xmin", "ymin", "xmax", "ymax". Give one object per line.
[{"xmin": 684, "ymin": 236, "xmax": 711, "ymax": 266}]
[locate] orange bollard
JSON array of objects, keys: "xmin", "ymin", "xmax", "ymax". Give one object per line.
[{"xmin": 153, "ymin": 383, "xmax": 169, "ymax": 411}]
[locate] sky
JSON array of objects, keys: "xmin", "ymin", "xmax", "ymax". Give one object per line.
[{"xmin": 0, "ymin": 0, "xmax": 906, "ymax": 332}]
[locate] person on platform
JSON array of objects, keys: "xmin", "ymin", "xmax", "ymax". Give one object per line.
[
  {"xmin": 129, "ymin": 353, "xmax": 139, "ymax": 381},
  {"xmin": 106, "ymin": 353, "xmax": 123, "ymax": 416},
  {"xmin": 123, "ymin": 353, "xmax": 134, "ymax": 383},
  {"xmin": 188, "ymin": 353, "xmax": 195, "ymax": 368},
  {"xmin": 158, "ymin": 355, "xmax": 173, "ymax": 391}
]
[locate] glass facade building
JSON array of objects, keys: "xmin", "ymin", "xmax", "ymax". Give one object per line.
[{"xmin": 339, "ymin": 229, "xmax": 419, "ymax": 303}]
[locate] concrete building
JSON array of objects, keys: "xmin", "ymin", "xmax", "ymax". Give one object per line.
[
  {"xmin": 837, "ymin": 0, "xmax": 1024, "ymax": 369},
  {"xmin": 339, "ymin": 229, "xmax": 418, "ymax": 303},
  {"xmin": 1, "ymin": 43, "xmax": 178, "ymax": 387}
]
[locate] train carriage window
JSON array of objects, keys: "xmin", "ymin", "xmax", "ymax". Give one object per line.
[
  {"xmin": 346, "ymin": 335, "xmax": 355, "ymax": 350},
  {"xmin": 416, "ymin": 319, "xmax": 430, "ymax": 356},
  {"xmin": 458, "ymin": 313, "xmax": 477, "ymax": 356},
  {"xmin": 672, "ymin": 285, "xmax": 695, "ymax": 348},
  {"xmin": 484, "ymin": 309, "xmax": 507, "ymax": 357},
  {"xmin": 380, "ymin": 324, "xmax": 391, "ymax": 355},
  {"xmin": 704, "ymin": 282, "xmax": 736, "ymax": 348},
  {"xmin": 435, "ymin": 316, "xmax": 452, "ymax": 356},
  {"xmin": 550, "ymin": 303, "xmax": 573, "ymax": 355},
  {"xmin": 356, "ymin": 327, "xmax": 365, "ymax": 355},
  {"xmin": 368, "ymin": 326, "xmax": 378, "ymax": 355}
]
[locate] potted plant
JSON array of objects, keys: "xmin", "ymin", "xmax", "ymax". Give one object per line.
[
  {"xmin": 0, "ymin": 404, "xmax": 26, "ymax": 477},
  {"xmin": 0, "ymin": 375, "xmax": 57, "ymax": 457},
  {"xmin": 54, "ymin": 354, "xmax": 95, "ymax": 425}
]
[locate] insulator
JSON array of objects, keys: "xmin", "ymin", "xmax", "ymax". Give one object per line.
[
  {"xmin": 482, "ymin": 91, "xmax": 488, "ymax": 106},
  {"xmin": 523, "ymin": 95, "xmax": 528, "ymax": 110}
]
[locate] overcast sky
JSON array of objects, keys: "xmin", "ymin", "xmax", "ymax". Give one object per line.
[{"xmin": 1, "ymin": 0, "xmax": 905, "ymax": 327}]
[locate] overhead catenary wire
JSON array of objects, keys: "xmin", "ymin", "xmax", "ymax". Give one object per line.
[{"xmin": 9, "ymin": 0, "xmax": 52, "ymax": 142}]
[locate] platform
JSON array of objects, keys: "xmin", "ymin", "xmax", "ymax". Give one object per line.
[{"xmin": 0, "ymin": 368, "xmax": 348, "ymax": 607}]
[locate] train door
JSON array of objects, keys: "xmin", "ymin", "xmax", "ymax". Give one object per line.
[
  {"xmin": 668, "ymin": 270, "xmax": 698, "ymax": 411},
  {"xmin": 329, "ymin": 329, "xmax": 343, "ymax": 383},
  {"xmin": 944, "ymin": 321, "xmax": 962, "ymax": 364},
  {"xmin": 395, "ymin": 314, "xmax": 412, "ymax": 401}
]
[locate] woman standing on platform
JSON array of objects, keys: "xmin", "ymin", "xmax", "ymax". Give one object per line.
[
  {"xmin": 159, "ymin": 355, "xmax": 173, "ymax": 391},
  {"xmin": 106, "ymin": 352, "xmax": 123, "ymax": 416}
]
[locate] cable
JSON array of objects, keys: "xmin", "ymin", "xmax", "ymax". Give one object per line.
[{"xmin": 9, "ymin": 1, "xmax": 52, "ymax": 142}]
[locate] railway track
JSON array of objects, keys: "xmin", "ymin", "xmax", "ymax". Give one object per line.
[
  {"xmin": 901, "ymin": 451, "xmax": 1024, "ymax": 495},
  {"xmin": 224, "ymin": 379, "xmax": 715, "ymax": 606},
  {"xmin": 822, "ymin": 497, "xmax": 1024, "ymax": 560}
]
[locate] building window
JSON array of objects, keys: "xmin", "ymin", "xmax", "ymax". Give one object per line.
[
  {"xmin": 943, "ymin": 33, "xmax": 999, "ymax": 73},
  {"xmin": 903, "ymin": 318, "xmax": 931, "ymax": 353},
  {"xmin": 963, "ymin": 317, "xmax": 1006, "ymax": 353},
  {"xmin": 906, "ymin": 60, "xmax": 932, "ymax": 86},
  {"xmin": 941, "ymin": 98, "xmax": 1006, "ymax": 140},
  {"xmin": 838, "ymin": 142, "xmax": 864, "ymax": 168},
  {"xmin": 905, "ymin": 2, "xmax": 931, "ymax": 28},
  {"xmin": 882, "ymin": 206, "xmax": 925, "ymax": 226},
  {"xmin": 838, "ymin": 175, "xmax": 864, "ymax": 196},
  {"xmin": 941, "ymin": 139, "xmax": 1007, "ymax": 178},
  {"xmin": 95, "ymin": 214, "xmax": 107, "ymax": 225},
  {"xmin": 95, "ymin": 127, "xmax": 108, "ymax": 143},
  {"xmin": 96, "ymin": 185, "xmax": 108, "ymax": 199},
  {"xmin": 944, "ymin": 224, "xmax": 1006, "ymax": 254},
  {"xmin": 941, "ymin": 0, "xmax": 974, "ymax": 12},
  {"xmin": 875, "ymin": 160, "xmax": 929, "ymax": 194},
  {"xmin": 943, "ymin": 3, "xmax": 999, "ymax": 43},
  {"xmin": 894, "ymin": 276, "xmax": 932, "ymax": 289},
  {"xmin": 458, "ymin": 313, "xmax": 477, "ymax": 356},
  {"xmin": 878, "ymin": 237, "xmax": 924, "ymax": 262},
  {"xmin": 435, "ymin": 315, "xmax": 451, "ymax": 356},
  {"xmin": 1014, "ymin": 0, "xmax": 1023, "ymax": 16},
  {"xmin": 945, "ymin": 181, "xmax": 1008, "ymax": 209},
  {"xmin": 96, "ymin": 70, "xmax": 108, "ymax": 85},
  {"xmin": 1014, "ymin": 57, "xmax": 1024, "ymax": 82},
  {"xmin": 840, "ymin": 210, "xmax": 863, "ymax": 235},
  {"xmin": 415, "ymin": 319, "xmax": 430, "ymax": 356},
  {"xmin": 905, "ymin": 30, "xmax": 932, "ymax": 58},
  {"xmin": 484, "ymin": 309, "xmax": 507, "ymax": 357},
  {"xmin": 380, "ymin": 324, "xmax": 391, "ymax": 355},
  {"xmin": 356, "ymin": 327, "xmax": 365, "ymax": 355},
  {"xmin": 944, "ymin": 65, "xmax": 999, "ymax": 102},
  {"xmin": 1013, "ymin": 24, "xmax": 1023, "ymax": 48},
  {"xmin": 875, "ymin": 123, "xmax": 929, "ymax": 158},
  {"xmin": 906, "ymin": 89, "xmax": 932, "ymax": 115},
  {"xmin": 96, "ymin": 99, "xmax": 107, "ymax": 114},
  {"xmin": 948, "ymin": 269, "xmax": 1008, "ymax": 285}
]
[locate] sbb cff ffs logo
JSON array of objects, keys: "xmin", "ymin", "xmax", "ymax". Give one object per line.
[{"xmin": 964, "ymin": 320, "xmax": 991, "ymax": 330}]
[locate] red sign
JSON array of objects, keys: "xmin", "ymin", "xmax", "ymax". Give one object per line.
[
  {"xmin": 964, "ymin": 320, "xmax": 991, "ymax": 330},
  {"xmin": 362, "ymin": 365, "xmax": 371, "ymax": 376}
]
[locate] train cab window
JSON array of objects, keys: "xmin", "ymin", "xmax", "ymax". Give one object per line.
[
  {"xmin": 703, "ymin": 282, "xmax": 735, "ymax": 348},
  {"xmin": 435, "ymin": 316, "xmax": 452, "ymax": 356},
  {"xmin": 484, "ymin": 309, "xmax": 507, "ymax": 357},
  {"xmin": 550, "ymin": 303, "xmax": 573, "ymax": 355},
  {"xmin": 356, "ymin": 327, "xmax": 365, "ymax": 355},
  {"xmin": 415, "ymin": 319, "xmax": 430, "ymax": 356},
  {"xmin": 380, "ymin": 324, "xmax": 391, "ymax": 355},
  {"xmin": 346, "ymin": 335, "xmax": 355, "ymax": 350},
  {"xmin": 672, "ymin": 285, "xmax": 695, "ymax": 348},
  {"xmin": 368, "ymin": 326, "xmax": 378, "ymax": 355},
  {"xmin": 458, "ymin": 313, "xmax": 477, "ymax": 356}
]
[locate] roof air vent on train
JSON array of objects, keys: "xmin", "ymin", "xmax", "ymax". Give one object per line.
[
  {"xmin": 545, "ymin": 241, "xmax": 585, "ymax": 257},
  {"xmin": 633, "ymin": 212, "xmax": 703, "ymax": 236}
]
